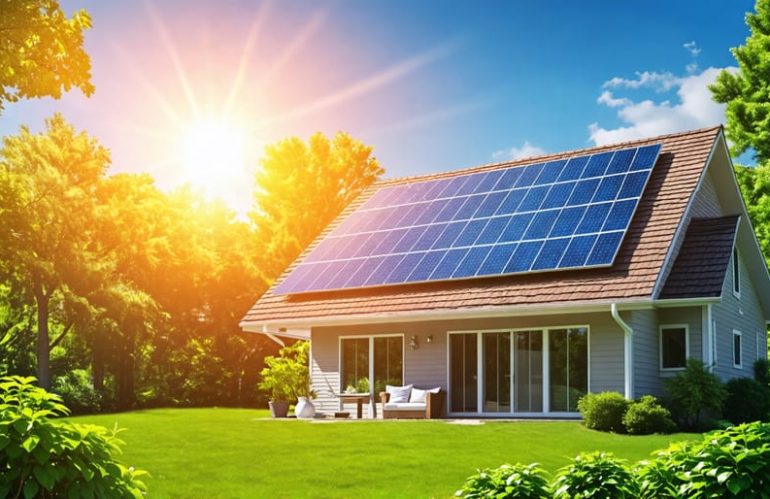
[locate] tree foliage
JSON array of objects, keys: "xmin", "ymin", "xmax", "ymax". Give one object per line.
[
  {"xmin": 711, "ymin": 0, "xmax": 770, "ymax": 163},
  {"xmin": 0, "ymin": 0, "xmax": 94, "ymax": 113},
  {"xmin": 0, "ymin": 376, "xmax": 147, "ymax": 497},
  {"xmin": 251, "ymin": 132, "xmax": 383, "ymax": 281},
  {"xmin": 0, "ymin": 114, "xmax": 110, "ymax": 389}
]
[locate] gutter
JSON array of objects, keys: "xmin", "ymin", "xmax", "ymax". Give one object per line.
[{"xmin": 610, "ymin": 303, "xmax": 634, "ymax": 400}]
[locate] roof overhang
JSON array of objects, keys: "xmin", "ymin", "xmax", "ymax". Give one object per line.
[{"xmin": 240, "ymin": 296, "xmax": 720, "ymax": 336}]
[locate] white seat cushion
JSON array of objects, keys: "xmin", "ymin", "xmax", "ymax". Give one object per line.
[
  {"xmin": 384, "ymin": 402, "xmax": 427, "ymax": 411},
  {"xmin": 386, "ymin": 384, "xmax": 413, "ymax": 403},
  {"xmin": 409, "ymin": 387, "xmax": 441, "ymax": 404}
]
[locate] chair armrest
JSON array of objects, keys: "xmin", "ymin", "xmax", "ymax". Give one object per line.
[
  {"xmin": 379, "ymin": 391, "xmax": 390, "ymax": 404},
  {"xmin": 426, "ymin": 390, "xmax": 445, "ymax": 419}
]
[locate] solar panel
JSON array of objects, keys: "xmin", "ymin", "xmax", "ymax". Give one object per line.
[{"xmin": 273, "ymin": 143, "xmax": 662, "ymax": 294}]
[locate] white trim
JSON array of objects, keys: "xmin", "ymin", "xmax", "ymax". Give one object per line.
[
  {"xmin": 337, "ymin": 334, "xmax": 405, "ymax": 404},
  {"xmin": 446, "ymin": 325, "xmax": 590, "ymax": 417},
  {"xmin": 241, "ymin": 297, "xmax": 732, "ymax": 334},
  {"xmin": 659, "ymin": 324, "xmax": 690, "ymax": 371},
  {"xmin": 733, "ymin": 329, "xmax": 743, "ymax": 369},
  {"xmin": 732, "ymin": 247, "xmax": 741, "ymax": 299},
  {"xmin": 651, "ymin": 132, "xmax": 720, "ymax": 299},
  {"xmin": 702, "ymin": 305, "xmax": 714, "ymax": 370}
]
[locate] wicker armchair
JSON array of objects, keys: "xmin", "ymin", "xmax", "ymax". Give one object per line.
[{"xmin": 379, "ymin": 389, "xmax": 445, "ymax": 419}]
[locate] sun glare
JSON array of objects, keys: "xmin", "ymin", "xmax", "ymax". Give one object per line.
[{"xmin": 177, "ymin": 120, "xmax": 247, "ymax": 195}]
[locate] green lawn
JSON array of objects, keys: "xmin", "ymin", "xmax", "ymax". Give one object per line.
[{"xmin": 69, "ymin": 408, "xmax": 697, "ymax": 498}]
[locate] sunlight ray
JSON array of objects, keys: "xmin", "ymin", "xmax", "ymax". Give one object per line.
[
  {"xmin": 255, "ymin": 10, "xmax": 326, "ymax": 90},
  {"xmin": 256, "ymin": 39, "xmax": 461, "ymax": 126},
  {"xmin": 223, "ymin": 1, "xmax": 272, "ymax": 118},
  {"xmin": 369, "ymin": 98, "xmax": 494, "ymax": 136},
  {"xmin": 144, "ymin": 0, "xmax": 201, "ymax": 118},
  {"xmin": 111, "ymin": 43, "xmax": 183, "ymax": 126}
]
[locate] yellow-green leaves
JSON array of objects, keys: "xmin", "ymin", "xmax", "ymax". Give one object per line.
[{"xmin": 0, "ymin": 0, "xmax": 94, "ymax": 112}]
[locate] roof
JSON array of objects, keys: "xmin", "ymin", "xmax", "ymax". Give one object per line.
[
  {"xmin": 242, "ymin": 126, "xmax": 722, "ymax": 326},
  {"xmin": 659, "ymin": 216, "xmax": 740, "ymax": 299}
]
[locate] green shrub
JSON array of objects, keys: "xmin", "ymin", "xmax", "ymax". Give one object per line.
[
  {"xmin": 724, "ymin": 376, "xmax": 770, "ymax": 424},
  {"xmin": 258, "ymin": 341, "xmax": 312, "ymax": 402},
  {"xmin": 622, "ymin": 395, "xmax": 676, "ymax": 435},
  {"xmin": 551, "ymin": 452, "xmax": 639, "ymax": 498},
  {"xmin": 637, "ymin": 422, "xmax": 770, "ymax": 497},
  {"xmin": 0, "ymin": 375, "xmax": 148, "ymax": 497},
  {"xmin": 52, "ymin": 368, "xmax": 102, "ymax": 415},
  {"xmin": 455, "ymin": 463, "xmax": 550, "ymax": 499},
  {"xmin": 755, "ymin": 358, "xmax": 770, "ymax": 387},
  {"xmin": 664, "ymin": 359, "xmax": 726, "ymax": 430},
  {"xmin": 577, "ymin": 391, "xmax": 630, "ymax": 433}
]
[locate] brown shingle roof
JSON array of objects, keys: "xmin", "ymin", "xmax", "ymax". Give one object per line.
[
  {"xmin": 242, "ymin": 126, "xmax": 722, "ymax": 325},
  {"xmin": 659, "ymin": 215, "xmax": 739, "ymax": 299}
]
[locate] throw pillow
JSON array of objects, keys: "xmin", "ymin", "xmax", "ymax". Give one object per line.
[
  {"xmin": 386, "ymin": 384, "xmax": 413, "ymax": 403},
  {"xmin": 410, "ymin": 387, "xmax": 441, "ymax": 403}
]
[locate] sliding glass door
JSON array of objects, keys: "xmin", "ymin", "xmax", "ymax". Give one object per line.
[
  {"xmin": 513, "ymin": 331, "xmax": 543, "ymax": 413},
  {"xmin": 449, "ymin": 327, "xmax": 588, "ymax": 415},
  {"xmin": 483, "ymin": 333, "xmax": 511, "ymax": 413},
  {"xmin": 450, "ymin": 333, "xmax": 478, "ymax": 413},
  {"xmin": 340, "ymin": 335, "xmax": 403, "ymax": 395},
  {"xmin": 548, "ymin": 328, "xmax": 588, "ymax": 412}
]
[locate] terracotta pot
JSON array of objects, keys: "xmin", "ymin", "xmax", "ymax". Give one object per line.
[
  {"xmin": 295, "ymin": 396, "xmax": 316, "ymax": 419},
  {"xmin": 269, "ymin": 400, "xmax": 289, "ymax": 418}
]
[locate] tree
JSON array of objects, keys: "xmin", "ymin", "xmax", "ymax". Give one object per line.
[
  {"xmin": 0, "ymin": 114, "xmax": 109, "ymax": 388},
  {"xmin": 734, "ymin": 164, "xmax": 770, "ymax": 262},
  {"xmin": 710, "ymin": 0, "xmax": 770, "ymax": 163},
  {"xmin": 0, "ymin": 0, "xmax": 94, "ymax": 113},
  {"xmin": 251, "ymin": 132, "xmax": 383, "ymax": 282}
]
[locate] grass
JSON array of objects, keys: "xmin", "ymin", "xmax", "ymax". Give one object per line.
[{"xmin": 69, "ymin": 408, "xmax": 698, "ymax": 498}]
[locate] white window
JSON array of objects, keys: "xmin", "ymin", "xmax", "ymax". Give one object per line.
[
  {"xmin": 660, "ymin": 325, "xmax": 689, "ymax": 370},
  {"xmin": 733, "ymin": 330, "xmax": 742, "ymax": 369},
  {"xmin": 733, "ymin": 248, "xmax": 741, "ymax": 297}
]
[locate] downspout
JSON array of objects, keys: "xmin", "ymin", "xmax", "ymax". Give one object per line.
[
  {"xmin": 262, "ymin": 325, "xmax": 286, "ymax": 347},
  {"xmin": 610, "ymin": 303, "xmax": 634, "ymax": 400}
]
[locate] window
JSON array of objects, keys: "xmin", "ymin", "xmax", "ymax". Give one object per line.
[
  {"xmin": 660, "ymin": 325, "xmax": 688, "ymax": 370},
  {"xmin": 340, "ymin": 335, "xmax": 403, "ymax": 394},
  {"xmin": 733, "ymin": 248, "xmax": 741, "ymax": 297},
  {"xmin": 733, "ymin": 330, "xmax": 742, "ymax": 369},
  {"xmin": 549, "ymin": 327, "xmax": 588, "ymax": 412}
]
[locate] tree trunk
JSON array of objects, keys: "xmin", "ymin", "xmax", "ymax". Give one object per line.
[
  {"xmin": 116, "ymin": 326, "xmax": 136, "ymax": 409},
  {"xmin": 92, "ymin": 330, "xmax": 105, "ymax": 392},
  {"xmin": 34, "ymin": 288, "xmax": 51, "ymax": 390}
]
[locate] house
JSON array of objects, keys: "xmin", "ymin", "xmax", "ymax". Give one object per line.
[{"xmin": 240, "ymin": 126, "xmax": 770, "ymax": 418}]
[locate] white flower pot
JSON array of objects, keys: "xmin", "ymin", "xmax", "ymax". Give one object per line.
[{"xmin": 295, "ymin": 396, "xmax": 316, "ymax": 419}]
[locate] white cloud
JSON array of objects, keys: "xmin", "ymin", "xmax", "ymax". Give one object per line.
[
  {"xmin": 493, "ymin": 141, "xmax": 546, "ymax": 161},
  {"xmin": 603, "ymin": 71, "xmax": 680, "ymax": 92},
  {"xmin": 588, "ymin": 66, "xmax": 733, "ymax": 146},
  {"xmin": 684, "ymin": 41, "xmax": 701, "ymax": 57}
]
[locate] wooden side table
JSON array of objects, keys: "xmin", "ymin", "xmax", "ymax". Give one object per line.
[{"xmin": 336, "ymin": 393, "xmax": 375, "ymax": 419}]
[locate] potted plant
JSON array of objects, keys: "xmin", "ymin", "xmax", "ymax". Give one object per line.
[{"xmin": 259, "ymin": 341, "xmax": 316, "ymax": 418}]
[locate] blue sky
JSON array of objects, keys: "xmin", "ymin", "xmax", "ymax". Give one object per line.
[{"xmin": 0, "ymin": 0, "xmax": 757, "ymax": 214}]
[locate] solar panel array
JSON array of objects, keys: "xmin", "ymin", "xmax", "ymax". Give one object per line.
[{"xmin": 273, "ymin": 143, "xmax": 662, "ymax": 295}]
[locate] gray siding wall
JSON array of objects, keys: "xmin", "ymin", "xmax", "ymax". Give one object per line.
[
  {"xmin": 690, "ymin": 170, "xmax": 722, "ymax": 218},
  {"xmin": 630, "ymin": 307, "xmax": 703, "ymax": 397},
  {"xmin": 310, "ymin": 312, "xmax": 625, "ymax": 415},
  {"xmin": 712, "ymin": 249, "xmax": 767, "ymax": 380}
]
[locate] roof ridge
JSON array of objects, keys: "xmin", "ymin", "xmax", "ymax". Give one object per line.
[{"xmin": 375, "ymin": 125, "xmax": 722, "ymax": 188}]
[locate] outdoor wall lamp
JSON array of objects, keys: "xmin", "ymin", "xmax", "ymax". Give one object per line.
[
  {"xmin": 426, "ymin": 335, "xmax": 433, "ymax": 344},
  {"xmin": 409, "ymin": 335, "xmax": 419, "ymax": 350}
]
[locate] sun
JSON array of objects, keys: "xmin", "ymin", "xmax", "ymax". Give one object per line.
[{"xmin": 177, "ymin": 119, "xmax": 247, "ymax": 194}]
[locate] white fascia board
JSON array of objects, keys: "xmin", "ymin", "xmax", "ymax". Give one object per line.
[
  {"xmin": 651, "ymin": 131, "xmax": 720, "ymax": 299},
  {"xmin": 720, "ymin": 135, "xmax": 770, "ymax": 318},
  {"xmin": 241, "ymin": 296, "xmax": 725, "ymax": 333},
  {"xmin": 242, "ymin": 298, "xmax": 659, "ymax": 332}
]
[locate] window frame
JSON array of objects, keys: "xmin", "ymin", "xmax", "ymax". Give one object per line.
[
  {"xmin": 338, "ymin": 334, "xmax": 405, "ymax": 396},
  {"xmin": 733, "ymin": 329, "xmax": 742, "ymax": 369},
  {"xmin": 659, "ymin": 324, "xmax": 689, "ymax": 372},
  {"xmin": 733, "ymin": 247, "xmax": 741, "ymax": 298}
]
